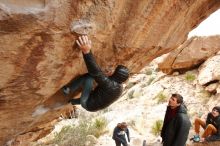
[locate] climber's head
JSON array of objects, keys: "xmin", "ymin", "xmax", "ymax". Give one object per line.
[{"xmin": 110, "ymin": 65, "xmax": 129, "ymax": 83}]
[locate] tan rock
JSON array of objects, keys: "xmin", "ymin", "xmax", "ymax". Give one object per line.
[
  {"xmin": 11, "ymin": 104, "xmax": 76, "ymax": 146},
  {"xmin": 198, "ymin": 55, "xmax": 220, "ymax": 85},
  {"xmin": 1, "ymin": 0, "xmax": 220, "ymax": 145},
  {"xmin": 217, "ymin": 85, "xmax": 220, "ymax": 94},
  {"xmin": 205, "ymin": 83, "xmax": 219, "ymax": 93},
  {"xmin": 159, "ymin": 36, "xmax": 220, "ymax": 74},
  {"xmin": 172, "ymin": 71, "xmax": 180, "ymax": 76}
]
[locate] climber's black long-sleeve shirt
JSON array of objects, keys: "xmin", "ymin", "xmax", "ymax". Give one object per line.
[{"xmin": 83, "ymin": 52, "xmax": 123, "ymax": 111}]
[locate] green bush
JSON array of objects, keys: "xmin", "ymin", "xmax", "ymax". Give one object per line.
[
  {"xmin": 154, "ymin": 91, "xmax": 167, "ymax": 104},
  {"xmin": 91, "ymin": 117, "xmax": 108, "ymax": 138},
  {"xmin": 185, "ymin": 73, "xmax": 196, "ymax": 81},
  {"xmin": 53, "ymin": 124, "xmax": 88, "ymax": 146},
  {"xmin": 151, "ymin": 120, "xmax": 163, "ymax": 136},
  {"xmin": 52, "ymin": 117, "xmax": 108, "ymax": 146}
]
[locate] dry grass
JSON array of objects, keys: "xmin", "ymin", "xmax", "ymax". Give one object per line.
[
  {"xmin": 49, "ymin": 117, "xmax": 108, "ymax": 146},
  {"xmin": 154, "ymin": 91, "xmax": 167, "ymax": 104},
  {"xmin": 151, "ymin": 119, "xmax": 163, "ymax": 136},
  {"xmin": 185, "ymin": 73, "xmax": 196, "ymax": 81}
]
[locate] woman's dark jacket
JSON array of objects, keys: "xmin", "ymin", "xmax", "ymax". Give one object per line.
[
  {"xmin": 161, "ymin": 104, "xmax": 191, "ymax": 146},
  {"xmin": 205, "ymin": 113, "xmax": 220, "ymax": 141},
  {"xmin": 112, "ymin": 126, "xmax": 130, "ymax": 145},
  {"xmin": 83, "ymin": 52, "xmax": 123, "ymax": 111}
]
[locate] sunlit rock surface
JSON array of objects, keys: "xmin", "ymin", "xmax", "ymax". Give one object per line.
[
  {"xmin": 1, "ymin": 0, "xmax": 220, "ymax": 145},
  {"xmin": 158, "ymin": 36, "xmax": 220, "ymax": 74},
  {"xmin": 198, "ymin": 54, "xmax": 220, "ymax": 85}
]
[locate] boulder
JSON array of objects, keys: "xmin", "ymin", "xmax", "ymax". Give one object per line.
[
  {"xmin": 11, "ymin": 104, "xmax": 77, "ymax": 146},
  {"xmin": 1, "ymin": 0, "xmax": 220, "ymax": 145},
  {"xmin": 159, "ymin": 36, "xmax": 220, "ymax": 74},
  {"xmin": 217, "ymin": 85, "xmax": 220, "ymax": 94},
  {"xmin": 205, "ymin": 83, "xmax": 219, "ymax": 93},
  {"xmin": 198, "ymin": 55, "xmax": 220, "ymax": 85}
]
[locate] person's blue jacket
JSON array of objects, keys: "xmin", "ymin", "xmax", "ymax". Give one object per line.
[{"xmin": 112, "ymin": 126, "xmax": 130, "ymax": 145}]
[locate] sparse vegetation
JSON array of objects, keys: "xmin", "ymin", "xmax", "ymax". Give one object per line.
[
  {"xmin": 199, "ymin": 89, "xmax": 211, "ymax": 98},
  {"xmin": 92, "ymin": 117, "xmax": 108, "ymax": 138},
  {"xmin": 185, "ymin": 73, "xmax": 196, "ymax": 81},
  {"xmin": 51, "ymin": 117, "xmax": 108, "ymax": 146},
  {"xmin": 147, "ymin": 77, "xmax": 155, "ymax": 85},
  {"xmin": 198, "ymin": 89, "xmax": 212, "ymax": 104},
  {"xmin": 127, "ymin": 90, "xmax": 135, "ymax": 99},
  {"xmin": 144, "ymin": 69, "xmax": 153, "ymax": 75},
  {"xmin": 140, "ymin": 83, "xmax": 147, "ymax": 88},
  {"xmin": 154, "ymin": 91, "xmax": 167, "ymax": 103},
  {"xmin": 126, "ymin": 82, "xmax": 136, "ymax": 89},
  {"xmin": 151, "ymin": 120, "xmax": 163, "ymax": 136}
]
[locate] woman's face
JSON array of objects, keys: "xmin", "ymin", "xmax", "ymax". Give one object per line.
[{"xmin": 212, "ymin": 109, "xmax": 220, "ymax": 117}]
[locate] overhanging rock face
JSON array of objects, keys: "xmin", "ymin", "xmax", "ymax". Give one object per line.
[{"xmin": 0, "ymin": 0, "xmax": 220, "ymax": 145}]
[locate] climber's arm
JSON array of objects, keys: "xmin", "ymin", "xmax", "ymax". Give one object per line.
[
  {"xmin": 76, "ymin": 35, "xmax": 107, "ymax": 84},
  {"xmin": 76, "ymin": 35, "xmax": 91, "ymax": 54}
]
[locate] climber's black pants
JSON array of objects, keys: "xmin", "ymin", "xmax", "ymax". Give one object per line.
[{"xmin": 68, "ymin": 73, "xmax": 94, "ymax": 109}]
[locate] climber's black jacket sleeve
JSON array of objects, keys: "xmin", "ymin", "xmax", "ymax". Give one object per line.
[{"xmin": 82, "ymin": 52, "xmax": 123, "ymax": 111}]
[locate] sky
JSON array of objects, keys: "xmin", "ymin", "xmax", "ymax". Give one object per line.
[{"xmin": 188, "ymin": 9, "xmax": 220, "ymax": 38}]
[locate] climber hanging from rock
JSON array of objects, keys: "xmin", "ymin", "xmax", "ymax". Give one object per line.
[{"xmin": 62, "ymin": 35, "xmax": 129, "ymax": 112}]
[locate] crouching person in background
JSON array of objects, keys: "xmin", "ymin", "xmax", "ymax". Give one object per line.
[
  {"xmin": 112, "ymin": 122, "xmax": 130, "ymax": 146},
  {"xmin": 193, "ymin": 106, "xmax": 220, "ymax": 142}
]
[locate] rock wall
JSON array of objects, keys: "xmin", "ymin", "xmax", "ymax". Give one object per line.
[
  {"xmin": 1, "ymin": 0, "xmax": 220, "ymax": 145},
  {"xmin": 198, "ymin": 52, "xmax": 220, "ymax": 86}
]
